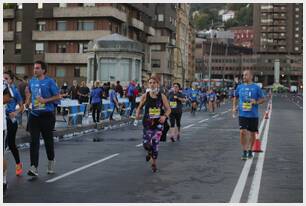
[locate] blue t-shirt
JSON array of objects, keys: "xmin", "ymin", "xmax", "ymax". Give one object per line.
[
  {"xmin": 208, "ymin": 92, "xmax": 216, "ymax": 101},
  {"xmin": 127, "ymin": 84, "xmax": 135, "ymax": 97},
  {"xmin": 235, "ymin": 83, "xmax": 264, "ymax": 118},
  {"xmin": 90, "ymin": 87, "xmax": 103, "ymax": 104},
  {"xmin": 189, "ymin": 89, "xmax": 199, "ymax": 101},
  {"xmin": 29, "ymin": 76, "xmax": 59, "ymax": 116},
  {"xmin": 6, "ymin": 84, "xmax": 23, "ymax": 114}
]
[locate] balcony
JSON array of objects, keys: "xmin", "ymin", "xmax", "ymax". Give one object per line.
[
  {"xmin": 148, "ymin": 36, "xmax": 170, "ymax": 44},
  {"xmin": 4, "ymin": 9, "xmax": 14, "ymax": 19},
  {"xmin": 53, "ymin": 6, "xmax": 127, "ymax": 22},
  {"xmin": 32, "ymin": 30, "xmax": 111, "ymax": 41},
  {"xmin": 3, "ymin": 31, "xmax": 14, "ymax": 41},
  {"xmin": 45, "ymin": 53, "xmax": 88, "ymax": 64},
  {"xmin": 131, "ymin": 18, "xmax": 144, "ymax": 31},
  {"xmin": 148, "ymin": 26, "xmax": 155, "ymax": 36}
]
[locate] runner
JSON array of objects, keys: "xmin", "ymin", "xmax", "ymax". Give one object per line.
[
  {"xmin": 25, "ymin": 60, "xmax": 61, "ymax": 176},
  {"xmin": 135, "ymin": 76, "xmax": 171, "ymax": 172},
  {"xmin": 199, "ymin": 88, "xmax": 207, "ymax": 112},
  {"xmin": 189, "ymin": 84, "xmax": 199, "ymax": 115},
  {"xmin": 208, "ymin": 89, "xmax": 217, "ymax": 113},
  {"xmin": 168, "ymin": 83, "xmax": 186, "ymax": 142},
  {"xmin": 232, "ymin": 69, "xmax": 265, "ymax": 160},
  {"xmin": 4, "ymin": 70, "xmax": 24, "ymax": 176},
  {"xmin": 3, "ymin": 80, "xmax": 14, "ymax": 196}
]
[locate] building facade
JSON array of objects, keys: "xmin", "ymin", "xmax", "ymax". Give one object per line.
[
  {"xmin": 187, "ymin": 22, "xmax": 196, "ymax": 86},
  {"xmin": 253, "ymin": 3, "xmax": 303, "ymax": 86},
  {"xmin": 175, "ymin": 3, "xmax": 190, "ymax": 88},
  {"xmin": 3, "ymin": 3, "xmax": 156, "ymax": 86},
  {"xmin": 148, "ymin": 3, "xmax": 176, "ymax": 86}
]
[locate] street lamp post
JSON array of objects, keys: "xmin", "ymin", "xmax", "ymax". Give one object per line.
[{"xmin": 166, "ymin": 45, "xmax": 185, "ymax": 88}]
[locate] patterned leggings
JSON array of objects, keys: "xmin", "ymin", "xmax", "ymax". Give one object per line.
[{"xmin": 142, "ymin": 128, "xmax": 162, "ymax": 159}]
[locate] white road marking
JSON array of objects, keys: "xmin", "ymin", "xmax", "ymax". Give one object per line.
[
  {"xmin": 247, "ymin": 103, "xmax": 272, "ymax": 203},
  {"xmin": 212, "ymin": 114, "xmax": 219, "ymax": 118},
  {"xmin": 221, "ymin": 110, "xmax": 229, "ymax": 115},
  {"xmin": 198, "ymin": 118, "xmax": 209, "ymax": 123},
  {"xmin": 136, "ymin": 143, "xmax": 143, "ymax": 147},
  {"xmin": 292, "ymin": 101, "xmax": 303, "ymax": 109},
  {"xmin": 229, "ymin": 109, "xmax": 267, "ymax": 203},
  {"xmin": 46, "ymin": 153, "xmax": 119, "ymax": 183},
  {"xmin": 182, "ymin": 124, "xmax": 195, "ymax": 129}
]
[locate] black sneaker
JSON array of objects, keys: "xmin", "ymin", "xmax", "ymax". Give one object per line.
[
  {"xmin": 241, "ymin": 151, "xmax": 248, "ymax": 160},
  {"xmin": 248, "ymin": 150, "xmax": 253, "ymax": 159},
  {"xmin": 27, "ymin": 165, "xmax": 38, "ymax": 176},
  {"xmin": 170, "ymin": 137, "xmax": 175, "ymax": 142}
]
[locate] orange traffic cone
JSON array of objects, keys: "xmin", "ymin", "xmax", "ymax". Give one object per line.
[
  {"xmin": 264, "ymin": 110, "xmax": 269, "ymax": 119},
  {"xmin": 252, "ymin": 133, "xmax": 263, "ymax": 152}
]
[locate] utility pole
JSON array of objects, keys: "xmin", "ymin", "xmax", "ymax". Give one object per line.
[{"xmin": 208, "ymin": 20, "xmax": 214, "ymax": 90}]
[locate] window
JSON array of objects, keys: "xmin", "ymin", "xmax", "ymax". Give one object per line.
[
  {"xmin": 151, "ymin": 59, "xmax": 160, "ymax": 68},
  {"xmin": 35, "ymin": 43, "xmax": 44, "ymax": 54},
  {"xmin": 16, "ymin": 66, "xmax": 25, "ymax": 75},
  {"xmin": 295, "ymin": 33, "xmax": 299, "ymax": 38},
  {"xmin": 59, "ymin": 3, "xmax": 67, "ymax": 8},
  {"xmin": 37, "ymin": 21, "xmax": 46, "ymax": 31},
  {"xmin": 158, "ymin": 14, "xmax": 164, "ymax": 22},
  {"xmin": 56, "ymin": 68, "xmax": 65, "ymax": 77},
  {"xmin": 78, "ymin": 42, "xmax": 88, "ymax": 53},
  {"xmin": 16, "ymin": 21, "xmax": 22, "ymax": 32},
  {"xmin": 295, "ymin": 14, "xmax": 299, "ymax": 18},
  {"xmin": 15, "ymin": 43, "xmax": 21, "ymax": 54},
  {"xmin": 78, "ymin": 21, "xmax": 94, "ymax": 31},
  {"xmin": 17, "ymin": 3, "xmax": 22, "ymax": 9},
  {"xmin": 80, "ymin": 67, "xmax": 87, "ymax": 77},
  {"xmin": 295, "ymin": 7, "xmax": 300, "ymax": 12},
  {"xmin": 37, "ymin": 3, "xmax": 43, "ymax": 9},
  {"xmin": 56, "ymin": 43, "xmax": 66, "ymax": 53},
  {"xmin": 295, "ymin": 47, "xmax": 299, "ymax": 51},
  {"xmin": 74, "ymin": 67, "xmax": 80, "ymax": 77},
  {"xmin": 57, "ymin": 21, "xmax": 67, "ymax": 31}
]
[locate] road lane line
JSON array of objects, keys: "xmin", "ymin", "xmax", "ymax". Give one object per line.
[
  {"xmin": 136, "ymin": 143, "xmax": 143, "ymax": 147},
  {"xmin": 248, "ymin": 103, "xmax": 272, "ymax": 203},
  {"xmin": 46, "ymin": 153, "xmax": 120, "ymax": 183},
  {"xmin": 212, "ymin": 114, "xmax": 219, "ymax": 118},
  {"xmin": 221, "ymin": 111, "xmax": 229, "ymax": 115},
  {"xmin": 229, "ymin": 115, "xmax": 266, "ymax": 203},
  {"xmin": 182, "ymin": 124, "xmax": 194, "ymax": 129},
  {"xmin": 198, "ymin": 118, "xmax": 209, "ymax": 123}
]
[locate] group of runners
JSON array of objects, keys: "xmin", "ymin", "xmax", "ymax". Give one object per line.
[{"xmin": 3, "ymin": 61, "xmax": 265, "ymax": 196}]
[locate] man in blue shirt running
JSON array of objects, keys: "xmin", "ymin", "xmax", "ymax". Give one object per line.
[
  {"xmin": 25, "ymin": 60, "xmax": 61, "ymax": 176},
  {"xmin": 232, "ymin": 69, "xmax": 265, "ymax": 160}
]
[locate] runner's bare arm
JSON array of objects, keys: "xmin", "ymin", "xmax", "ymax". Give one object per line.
[{"xmin": 161, "ymin": 94, "xmax": 171, "ymax": 118}]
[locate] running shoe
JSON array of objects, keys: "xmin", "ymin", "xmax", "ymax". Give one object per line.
[
  {"xmin": 177, "ymin": 134, "xmax": 180, "ymax": 141},
  {"xmin": 47, "ymin": 160, "xmax": 55, "ymax": 174},
  {"xmin": 170, "ymin": 137, "xmax": 175, "ymax": 142},
  {"xmin": 27, "ymin": 165, "xmax": 38, "ymax": 176},
  {"xmin": 241, "ymin": 151, "xmax": 248, "ymax": 160},
  {"xmin": 151, "ymin": 164, "xmax": 157, "ymax": 173},
  {"xmin": 248, "ymin": 150, "xmax": 253, "ymax": 159},
  {"xmin": 16, "ymin": 163, "xmax": 23, "ymax": 176}
]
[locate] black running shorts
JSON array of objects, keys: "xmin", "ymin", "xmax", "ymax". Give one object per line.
[
  {"xmin": 239, "ymin": 117, "xmax": 258, "ymax": 132},
  {"xmin": 169, "ymin": 112, "xmax": 182, "ymax": 128}
]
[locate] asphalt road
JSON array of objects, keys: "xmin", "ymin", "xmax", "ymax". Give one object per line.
[{"xmin": 3, "ymin": 95, "xmax": 303, "ymax": 203}]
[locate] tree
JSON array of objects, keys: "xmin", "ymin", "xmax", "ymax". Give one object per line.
[{"xmin": 3, "ymin": 3, "xmax": 16, "ymax": 9}]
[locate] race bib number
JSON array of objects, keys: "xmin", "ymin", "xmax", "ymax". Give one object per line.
[
  {"xmin": 33, "ymin": 98, "xmax": 46, "ymax": 110},
  {"xmin": 192, "ymin": 93, "xmax": 196, "ymax": 97},
  {"xmin": 169, "ymin": 101, "xmax": 177, "ymax": 109},
  {"xmin": 149, "ymin": 107, "xmax": 161, "ymax": 119},
  {"xmin": 242, "ymin": 102, "xmax": 252, "ymax": 111}
]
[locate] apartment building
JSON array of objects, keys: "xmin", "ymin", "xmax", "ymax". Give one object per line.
[{"xmin": 3, "ymin": 3, "xmax": 156, "ymax": 85}]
